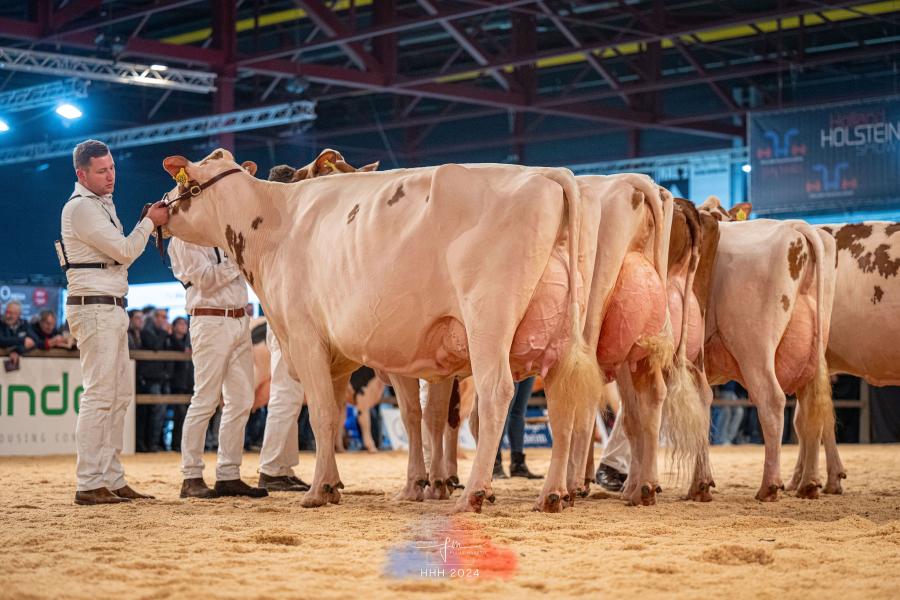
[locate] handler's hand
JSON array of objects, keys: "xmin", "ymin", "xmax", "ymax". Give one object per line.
[{"xmin": 147, "ymin": 202, "xmax": 170, "ymax": 227}]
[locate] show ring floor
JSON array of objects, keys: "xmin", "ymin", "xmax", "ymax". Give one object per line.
[{"xmin": 1, "ymin": 445, "xmax": 899, "ymax": 599}]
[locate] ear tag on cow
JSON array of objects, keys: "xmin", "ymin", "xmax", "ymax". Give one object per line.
[
  {"xmin": 736, "ymin": 208, "xmax": 747, "ymax": 221},
  {"xmin": 175, "ymin": 167, "xmax": 189, "ymax": 187},
  {"xmin": 324, "ymin": 159, "xmax": 337, "ymax": 173}
]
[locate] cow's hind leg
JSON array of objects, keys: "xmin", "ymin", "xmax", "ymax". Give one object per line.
[
  {"xmin": 688, "ymin": 368, "xmax": 716, "ymax": 502},
  {"xmin": 745, "ymin": 364, "xmax": 787, "ymax": 502},
  {"xmin": 390, "ymin": 375, "xmax": 429, "ymax": 502},
  {"xmin": 822, "ymin": 409, "xmax": 846, "ymax": 494}
]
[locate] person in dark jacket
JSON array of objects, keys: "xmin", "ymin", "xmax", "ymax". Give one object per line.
[
  {"xmin": 138, "ymin": 308, "xmax": 172, "ymax": 451},
  {"xmin": 168, "ymin": 317, "xmax": 193, "ymax": 452},
  {"xmin": 1, "ymin": 301, "xmax": 35, "ymax": 367},
  {"xmin": 28, "ymin": 310, "xmax": 70, "ymax": 351}
]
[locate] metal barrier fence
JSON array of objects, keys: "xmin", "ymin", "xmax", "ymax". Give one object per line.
[{"xmin": 4, "ymin": 349, "xmax": 872, "ymax": 441}]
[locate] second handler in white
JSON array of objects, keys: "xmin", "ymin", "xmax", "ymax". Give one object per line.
[{"xmin": 168, "ymin": 238, "xmax": 267, "ymax": 499}]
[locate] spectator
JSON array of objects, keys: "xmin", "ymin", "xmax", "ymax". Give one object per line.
[
  {"xmin": 245, "ymin": 303, "xmax": 254, "ymax": 318},
  {"xmin": 711, "ymin": 381, "xmax": 746, "ymax": 445},
  {"xmin": 1, "ymin": 301, "xmax": 35, "ymax": 367},
  {"xmin": 28, "ymin": 310, "xmax": 71, "ymax": 350},
  {"xmin": 137, "ymin": 308, "xmax": 172, "ymax": 452},
  {"xmin": 168, "ymin": 317, "xmax": 193, "ymax": 452},
  {"xmin": 127, "ymin": 310, "xmax": 143, "ymax": 350}
]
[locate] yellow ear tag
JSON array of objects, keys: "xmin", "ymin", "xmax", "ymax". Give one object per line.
[
  {"xmin": 324, "ymin": 159, "xmax": 337, "ymax": 173},
  {"xmin": 175, "ymin": 167, "xmax": 189, "ymax": 187},
  {"xmin": 736, "ymin": 208, "xmax": 747, "ymax": 221}
]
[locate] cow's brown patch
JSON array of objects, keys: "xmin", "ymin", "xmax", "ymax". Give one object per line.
[
  {"xmin": 872, "ymin": 285, "xmax": 885, "ymax": 304},
  {"xmin": 387, "ymin": 185, "xmax": 405, "ymax": 206},
  {"xmin": 856, "ymin": 243, "xmax": 900, "ymax": 279},
  {"xmin": 694, "ymin": 212, "xmax": 721, "ymax": 317},
  {"xmin": 225, "ymin": 224, "xmax": 254, "ymax": 284},
  {"xmin": 424, "ymin": 194, "xmax": 430, "ymax": 203},
  {"xmin": 886, "ymin": 223, "xmax": 900, "ymax": 236},
  {"xmin": 347, "ymin": 204, "xmax": 360, "ymax": 224},
  {"xmin": 631, "ymin": 190, "xmax": 643, "ymax": 210},
  {"xmin": 787, "ymin": 238, "xmax": 808, "ymax": 280},
  {"xmin": 834, "ymin": 223, "xmax": 872, "ymax": 259},
  {"xmin": 251, "ymin": 216, "xmax": 263, "ymax": 230},
  {"xmin": 821, "ymin": 226, "xmax": 834, "ymax": 235},
  {"xmin": 781, "ymin": 295, "xmax": 790, "ymax": 312}
]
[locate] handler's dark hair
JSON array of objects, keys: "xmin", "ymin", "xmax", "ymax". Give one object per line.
[
  {"xmin": 268, "ymin": 164, "xmax": 297, "ymax": 183},
  {"xmin": 72, "ymin": 139, "xmax": 111, "ymax": 171}
]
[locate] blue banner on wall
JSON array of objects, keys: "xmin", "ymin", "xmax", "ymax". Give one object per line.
[{"xmin": 749, "ymin": 96, "xmax": 900, "ymax": 215}]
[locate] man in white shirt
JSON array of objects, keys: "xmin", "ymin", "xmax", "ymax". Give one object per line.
[
  {"xmin": 60, "ymin": 139, "xmax": 169, "ymax": 505},
  {"xmin": 168, "ymin": 237, "xmax": 267, "ymax": 499}
]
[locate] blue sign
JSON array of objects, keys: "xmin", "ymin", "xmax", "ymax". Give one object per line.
[{"xmin": 749, "ymin": 96, "xmax": 900, "ymax": 215}]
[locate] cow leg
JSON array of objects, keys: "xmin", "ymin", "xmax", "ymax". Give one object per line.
[
  {"xmin": 625, "ymin": 366, "xmax": 665, "ymax": 507},
  {"xmin": 390, "ymin": 375, "xmax": 428, "ymax": 502},
  {"xmin": 444, "ymin": 424, "xmax": 463, "ymax": 495},
  {"xmin": 786, "ymin": 406, "xmax": 805, "ymax": 492},
  {"xmin": 567, "ymin": 397, "xmax": 599, "ymax": 505},
  {"xmin": 423, "ymin": 379, "xmax": 454, "ymax": 500},
  {"xmin": 688, "ymin": 368, "xmax": 715, "ymax": 502},
  {"xmin": 618, "ymin": 393, "xmax": 642, "ymax": 501},
  {"xmin": 296, "ymin": 355, "xmax": 345, "ymax": 508},
  {"xmin": 745, "ymin": 367, "xmax": 787, "ymax": 502},
  {"xmin": 822, "ymin": 409, "xmax": 846, "ymax": 494}
]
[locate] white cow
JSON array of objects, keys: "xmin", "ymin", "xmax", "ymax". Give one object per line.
[{"xmin": 161, "ymin": 149, "xmax": 603, "ymax": 513}]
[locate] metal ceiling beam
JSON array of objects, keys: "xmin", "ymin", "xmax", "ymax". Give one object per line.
[
  {"xmin": 50, "ymin": 0, "xmax": 101, "ymax": 30},
  {"xmin": 0, "ymin": 101, "xmax": 316, "ymax": 166},
  {"xmin": 238, "ymin": 0, "xmax": 538, "ymax": 65},
  {"xmin": 0, "ymin": 78, "xmax": 89, "ymax": 113},
  {"xmin": 0, "ymin": 46, "xmax": 217, "ymax": 93},
  {"xmin": 48, "ymin": 0, "xmax": 206, "ymax": 40},
  {"xmin": 296, "ymin": 0, "xmax": 382, "ymax": 73}
]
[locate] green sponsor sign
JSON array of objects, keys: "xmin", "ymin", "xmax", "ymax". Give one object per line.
[{"xmin": 1, "ymin": 372, "xmax": 84, "ymax": 417}]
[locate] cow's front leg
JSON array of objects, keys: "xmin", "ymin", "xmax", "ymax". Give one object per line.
[
  {"xmin": 295, "ymin": 351, "xmax": 346, "ymax": 508},
  {"xmin": 423, "ymin": 379, "xmax": 454, "ymax": 500},
  {"xmin": 391, "ymin": 376, "xmax": 428, "ymax": 502}
]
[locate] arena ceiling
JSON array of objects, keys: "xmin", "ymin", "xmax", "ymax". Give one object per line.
[{"xmin": 0, "ymin": 1, "xmax": 896, "ymax": 165}]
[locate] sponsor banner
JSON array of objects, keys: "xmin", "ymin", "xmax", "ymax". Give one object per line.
[
  {"xmin": 749, "ymin": 96, "xmax": 900, "ymax": 215},
  {"xmin": 0, "ymin": 357, "xmax": 136, "ymax": 456},
  {"xmin": 382, "ymin": 405, "xmax": 477, "ymax": 451},
  {"xmin": 0, "ymin": 284, "xmax": 63, "ymax": 321}
]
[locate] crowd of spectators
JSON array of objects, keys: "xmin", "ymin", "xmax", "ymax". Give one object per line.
[{"xmin": 0, "ymin": 300, "xmax": 75, "ymax": 368}]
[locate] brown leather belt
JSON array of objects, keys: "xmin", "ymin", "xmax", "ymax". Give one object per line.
[
  {"xmin": 66, "ymin": 295, "xmax": 127, "ymax": 308},
  {"xmin": 190, "ymin": 307, "xmax": 245, "ymax": 318}
]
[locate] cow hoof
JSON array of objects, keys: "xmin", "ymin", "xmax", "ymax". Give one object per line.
[
  {"xmin": 425, "ymin": 480, "xmax": 449, "ymax": 500},
  {"xmin": 301, "ymin": 489, "xmax": 330, "ymax": 508},
  {"xmin": 688, "ymin": 480, "xmax": 715, "ymax": 503},
  {"xmin": 824, "ymin": 472, "xmax": 846, "ymax": 495},
  {"xmin": 533, "ymin": 492, "xmax": 564, "ymax": 513},
  {"xmin": 755, "ymin": 483, "xmax": 784, "ymax": 502},
  {"xmin": 626, "ymin": 484, "xmax": 656, "ymax": 506},
  {"xmin": 785, "ymin": 475, "xmax": 800, "ymax": 492},
  {"xmin": 394, "ymin": 481, "xmax": 426, "ymax": 502},
  {"xmin": 796, "ymin": 481, "xmax": 822, "ymax": 500}
]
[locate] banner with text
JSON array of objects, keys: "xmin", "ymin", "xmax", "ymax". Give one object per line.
[
  {"xmin": 0, "ymin": 357, "xmax": 136, "ymax": 456},
  {"xmin": 749, "ymin": 96, "xmax": 900, "ymax": 215}
]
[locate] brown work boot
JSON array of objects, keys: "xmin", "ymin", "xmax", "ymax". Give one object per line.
[
  {"xmin": 215, "ymin": 479, "xmax": 268, "ymax": 498},
  {"xmin": 112, "ymin": 485, "xmax": 156, "ymax": 500},
  {"xmin": 75, "ymin": 487, "xmax": 131, "ymax": 506},
  {"xmin": 180, "ymin": 477, "xmax": 217, "ymax": 499},
  {"xmin": 258, "ymin": 473, "xmax": 309, "ymax": 492}
]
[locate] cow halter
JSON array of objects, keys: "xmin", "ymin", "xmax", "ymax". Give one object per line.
[{"xmin": 160, "ymin": 166, "xmax": 244, "ymax": 209}]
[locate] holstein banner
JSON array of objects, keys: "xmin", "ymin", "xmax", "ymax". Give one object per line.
[
  {"xmin": 0, "ymin": 357, "xmax": 136, "ymax": 456},
  {"xmin": 749, "ymin": 96, "xmax": 900, "ymax": 215}
]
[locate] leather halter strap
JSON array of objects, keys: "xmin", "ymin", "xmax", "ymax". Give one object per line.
[{"xmin": 161, "ymin": 167, "xmax": 244, "ymax": 208}]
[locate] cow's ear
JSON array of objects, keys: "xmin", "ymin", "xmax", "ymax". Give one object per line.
[
  {"xmin": 163, "ymin": 156, "xmax": 189, "ymax": 178},
  {"xmin": 359, "ymin": 161, "xmax": 380, "ymax": 172},
  {"xmin": 240, "ymin": 160, "xmax": 258, "ymax": 176},
  {"xmin": 729, "ymin": 202, "xmax": 752, "ymax": 221},
  {"xmin": 313, "ymin": 149, "xmax": 341, "ymax": 176},
  {"xmin": 291, "ymin": 166, "xmax": 310, "ymax": 182}
]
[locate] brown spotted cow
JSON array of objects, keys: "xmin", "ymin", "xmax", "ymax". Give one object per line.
[
  {"xmin": 786, "ymin": 222, "xmax": 900, "ymax": 495},
  {"xmin": 160, "ymin": 149, "xmax": 605, "ymax": 513},
  {"xmin": 702, "ymin": 200, "xmax": 837, "ymax": 501}
]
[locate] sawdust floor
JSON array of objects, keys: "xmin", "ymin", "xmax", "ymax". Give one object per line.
[{"xmin": 1, "ymin": 445, "xmax": 899, "ymax": 599}]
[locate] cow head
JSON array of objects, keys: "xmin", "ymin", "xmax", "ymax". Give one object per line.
[
  {"xmin": 161, "ymin": 148, "xmax": 253, "ymax": 246},
  {"xmin": 697, "ymin": 196, "xmax": 753, "ymax": 222},
  {"xmin": 291, "ymin": 148, "xmax": 380, "ymax": 182}
]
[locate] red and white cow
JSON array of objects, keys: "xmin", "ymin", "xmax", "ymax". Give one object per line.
[
  {"xmin": 161, "ymin": 149, "xmax": 604, "ymax": 513},
  {"xmin": 702, "ymin": 201, "xmax": 837, "ymax": 501},
  {"xmin": 793, "ymin": 222, "xmax": 900, "ymax": 495}
]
